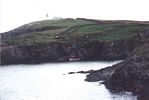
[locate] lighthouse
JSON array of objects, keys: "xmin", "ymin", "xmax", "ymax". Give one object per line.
[{"xmin": 46, "ymin": 13, "xmax": 48, "ymax": 19}]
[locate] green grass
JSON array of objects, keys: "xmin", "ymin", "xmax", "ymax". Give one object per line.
[
  {"xmin": 70, "ymin": 24, "xmax": 149, "ymax": 41},
  {"xmin": 74, "ymin": 24, "xmax": 119, "ymax": 33},
  {"xmin": 97, "ymin": 24, "xmax": 149, "ymax": 41},
  {"xmin": 6, "ymin": 29, "xmax": 66, "ymax": 45},
  {"xmin": 4, "ymin": 19, "xmax": 149, "ymax": 45},
  {"xmin": 27, "ymin": 18, "xmax": 96, "ymax": 28}
]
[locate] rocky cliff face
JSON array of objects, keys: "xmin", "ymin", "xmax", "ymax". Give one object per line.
[
  {"xmin": 0, "ymin": 36, "xmax": 139, "ymax": 65},
  {"xmin": 1, "ymin": 43, "xmax": 67, "ymax": 65},
  {"xmin": 104, "ymin": 31, "xmax": 149, "ymax": 93},
  {"xmin": 1, "ymin": 18, "xmax": 148, "ymax": 65},
  {"xmin": 85, "ymin": 31, "xmax": 149, "ymax": 99},
  {"xmin": 105, "ymin": 40, "xmax": 149, "ymax": 93}
]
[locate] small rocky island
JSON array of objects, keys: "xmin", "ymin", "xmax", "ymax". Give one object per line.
[{"xmin": 0, "ymin": 18, "xmax": 149, "ymax": 99}]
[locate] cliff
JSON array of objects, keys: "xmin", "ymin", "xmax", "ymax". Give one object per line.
[
  {"xmin": 105, "ymin": 39, "xmax": 149, "ymax": 92},
  {"xmin": 0, "ymin": 36, "xmax": 139, "ymax": 65},
  {"xmin": 1, "ymin": 18, "xmax": 149, "ymax": 65},
  {"xmin": 85, "ymin": 30, "xmax": 149, "ymax": 99}
]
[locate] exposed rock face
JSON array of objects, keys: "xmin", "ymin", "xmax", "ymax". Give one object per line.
[
  {"xmin": 0, "ymin": 36, "xmax": 139, "ymax": 65},
  {"xmin": 85, "ymin": 38, "xmax": 149, "ymax": 100},
  {"xmin": 138, "ymin": 85, "xmax": 149, "ymax": 100},
  {"xmin": 1, "ymin": 43, "xmax": 68, "ymax": 65},
  {"xmin": 105, "ymin": 40, "xmax": 149, "ymax": 93},
  {"xmin": 85, "ymin": 64, "xmax": 120, "ymax": 82},
  {"xmin": 99, "ymin": 37, "xmax": 138, "ymax": 60},
  {"xmin": 85, "ymin": 31, "xmax": 149, "ymax": 99}
]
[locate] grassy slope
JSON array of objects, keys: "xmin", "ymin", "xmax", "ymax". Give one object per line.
[{"xmin": 4, "ymin": 18, "xmax": 149, "ymax": 45}]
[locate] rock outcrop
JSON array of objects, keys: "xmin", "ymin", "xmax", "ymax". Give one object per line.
[
  {"xmin": 0, "ymin": 36, "xmax": 139, "ymax": 65},
  {"xmin": 85, "ymin": 31, "xmax": 149, "ymax": 99},
  {"xmin": 1, "ymin": 43, "xmax": 66, "ymax": 65},
  {"xmin": 105, "ymin": 39, "xmax": 149, "ymax": 93},
  {"xmin": 85, "ymin": 64, "xmax": 120, "ymax": 82}
]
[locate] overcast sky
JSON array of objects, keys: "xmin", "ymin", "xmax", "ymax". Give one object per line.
[{"xmin": 0, "ymin": 0, "xmax": 149, "ymax": 32}]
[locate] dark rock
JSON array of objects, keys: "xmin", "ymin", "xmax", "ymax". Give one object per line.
[
  {"xmin": 0, "ymin": 42, "xmax": 68, "ymax": 65},
  {"xmin": 137, "ymin": 83, "xmax": 149, "ymax": 100},
  {"xmin": 68, "ymin": 70, "xmax": 94, "ymax": 75},
  {"xmin": 0, "ymin": 36, "xmax": 139, "ymax": 65},
  {"xmin": 68, "ymin": 72, "xmax": 76, "ymax": 74},
  {"xmin": 85, "ymin": 64, "xmax": 120, "ymax": 82},
  {"xmin": 84, "ymin": 32, "xmax": 149, "ymax": 98},
  {"xmin": 105, "ymin": 41, "xmax": 149, "ymax": 93},
  {"xmin": 77, "ymin": 70, "xmax": 93, "ymax": 74}
]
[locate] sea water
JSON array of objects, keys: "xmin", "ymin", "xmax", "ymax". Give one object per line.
[{"xmin": 0, "ymin": 61, "xmax": 137, "ymax": 100}]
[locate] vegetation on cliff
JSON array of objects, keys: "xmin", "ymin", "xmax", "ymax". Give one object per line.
[
  {"xmin": 1, "ymin": 18, "xmax": 149, "ymax": 46},
  {"xmin": 1, "ymin": 18, "xmax": 149, "ymax": 65},
  {"xmin": 85, "ymin": 30, "xmax": 149, "ymax": 99},
  {"xmin": 105, "ymin": 38, "xmax": 149, "ymax": 92}
]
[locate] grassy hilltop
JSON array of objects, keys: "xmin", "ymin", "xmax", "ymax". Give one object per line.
[{"xmin": 2, "ymin": 18, "xmax": 149, "ymax": 46}]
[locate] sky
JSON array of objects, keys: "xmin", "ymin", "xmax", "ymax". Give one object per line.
[{"xmin": 0, "ymin": 0, "xmax": 149, "ymax": 32}]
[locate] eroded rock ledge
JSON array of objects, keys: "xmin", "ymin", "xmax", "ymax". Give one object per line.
[
  {"xmin": 0, "ymin": 36, "xmax": 139, "ymax": 65},
  {"xmin": 85, "ymin": 33, "xmax": 149, "ymax": 99}
]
